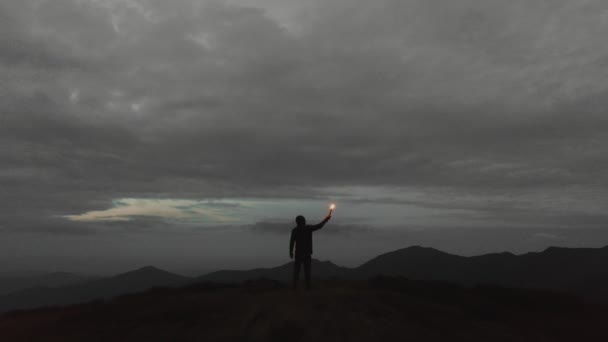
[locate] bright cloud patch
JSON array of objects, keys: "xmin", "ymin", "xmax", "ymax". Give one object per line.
[{"xmin": 64, "ymin": 198, "xmax": 240, "ymax": 223}]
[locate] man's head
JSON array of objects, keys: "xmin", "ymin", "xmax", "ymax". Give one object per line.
[{"xmin": 295, "ymin": 215, "xmax": 306, "ymax": 226}]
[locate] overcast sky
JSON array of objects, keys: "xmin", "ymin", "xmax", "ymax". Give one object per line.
[{"xmin": 1, "ymin": 0, "xmax": 608, "ymax": 275}]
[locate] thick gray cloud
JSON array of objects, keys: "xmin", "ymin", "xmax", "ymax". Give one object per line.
[{"xmin": 1, "ymin": 0, "xmax": 608, "ymax": 271}]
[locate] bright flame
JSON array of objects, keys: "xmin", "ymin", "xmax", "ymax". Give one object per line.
[{"xmin": 330, "ymin": 203, "xmax": 336, "ymax": 210}]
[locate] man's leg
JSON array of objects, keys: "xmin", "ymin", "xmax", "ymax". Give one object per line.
[
  {"xmin": 293, "ymin": 257, "xmax": 301, "ymax": 289},
  {"xmin": 304, "ymin": 255, "xmax": 311, "ymax": 290}
]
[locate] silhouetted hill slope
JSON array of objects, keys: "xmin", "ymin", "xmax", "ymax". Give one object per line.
[
  {"xmin": 506, "ymin": 246, "xmax": 608, "ymax": 290},
  {"xmin": 0, "ymin": 266, "xmax": 191, "ymax": 313},
  {"xmin": 354, "ymin": 246, "xmax": 469, "ymax": 281},
  {"xmin": 351, "ymin": 245, "xmax": 608, "ymax": 297},
  {"xmin": 0, "ymin": 272, "xmax": 97, "ymax": 295},
  {"xmin": 196, "ymin": 259, "xmax": 350, "ymax": 283},
  {"xmin": 1, "ymin": 278, "xmax": 607, "ymax": 342},
  {"xmin": 353, "ymin": 246, "xmax": 531, "ymax": 286},
  {"xmin": 98, "ymin": 266, "xmax": 190, "ymax": 291}
]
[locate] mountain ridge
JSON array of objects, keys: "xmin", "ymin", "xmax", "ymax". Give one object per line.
[
  {"xmin": 2, "ymin": 244, "xmax": 608, "ymax": 313},
  {"xmin": 0, "ymin": 266, "xmax": 191, "ymax": 313}
]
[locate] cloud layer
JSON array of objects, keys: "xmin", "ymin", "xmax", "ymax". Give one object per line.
[{"xmin": 1, "ymin": 0, "xmax": 608, "ymax": 270}]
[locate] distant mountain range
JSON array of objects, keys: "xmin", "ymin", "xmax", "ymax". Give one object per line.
[
  {"xmin": 0, "ymin": 272, "xmax": 97, "ymax": 295},
  {"xmin": 0, "ymin": 266, "xmax": 190, "ymax": 313},
  {"xmin": 196, "ymin": 259, "xmax": 351, "ymax": 283},
  {"xmin": 354, "ymin": 246, "xmax": 608, "ymax": 298},
  {"xmin": 2, "ymin": 245, "xmax": 608, "ymax": 313}
]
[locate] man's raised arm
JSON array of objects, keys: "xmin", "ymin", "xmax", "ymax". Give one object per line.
[{"xmin": 311, "ymin": 215, "xmax": 331, "ymax": 232}]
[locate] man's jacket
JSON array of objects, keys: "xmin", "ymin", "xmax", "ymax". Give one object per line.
[{"xmin": 290, "ymin": 217, "xmax": 330, "ymax": 257}]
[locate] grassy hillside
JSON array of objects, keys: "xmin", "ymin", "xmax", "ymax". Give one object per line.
[{"xmin": 1, "ymin": 277, "xmax": 606, "ymax": 342}]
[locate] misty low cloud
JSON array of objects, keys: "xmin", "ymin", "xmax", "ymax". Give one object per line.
[
  {"xmin": 58, "ymin": 186, "xmax": 608, "ymax": 231},
  {"xmin": 249, "ymin": 220, "xmax": 373, "ymax": 236}
]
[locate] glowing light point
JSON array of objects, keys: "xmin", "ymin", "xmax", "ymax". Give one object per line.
[{"xmin": 328, "ymin": 203, "xmax": 336, "ymax": 216}]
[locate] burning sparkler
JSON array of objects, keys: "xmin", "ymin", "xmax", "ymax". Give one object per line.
[{"xmin": 328, "ymin": 203, "xmax": 336, "ymax": 216}]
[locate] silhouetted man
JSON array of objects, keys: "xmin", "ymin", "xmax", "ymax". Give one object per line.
[{"xmin": 289, "ymin": 214, "xmax": 331, "ymax": 290}]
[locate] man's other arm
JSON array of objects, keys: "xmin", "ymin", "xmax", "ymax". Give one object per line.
[
  {"xmin": 311, "ymin": 216, "xmax": 331, "ymax": 232},
  {"xmin": 289, "ymin": 229, "xmax": 296, "ymax": 259}
]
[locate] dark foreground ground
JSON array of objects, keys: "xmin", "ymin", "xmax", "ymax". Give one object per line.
[{"xmin": 1, "ymin": 277, "xmax": 607, "ymax": 342}]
